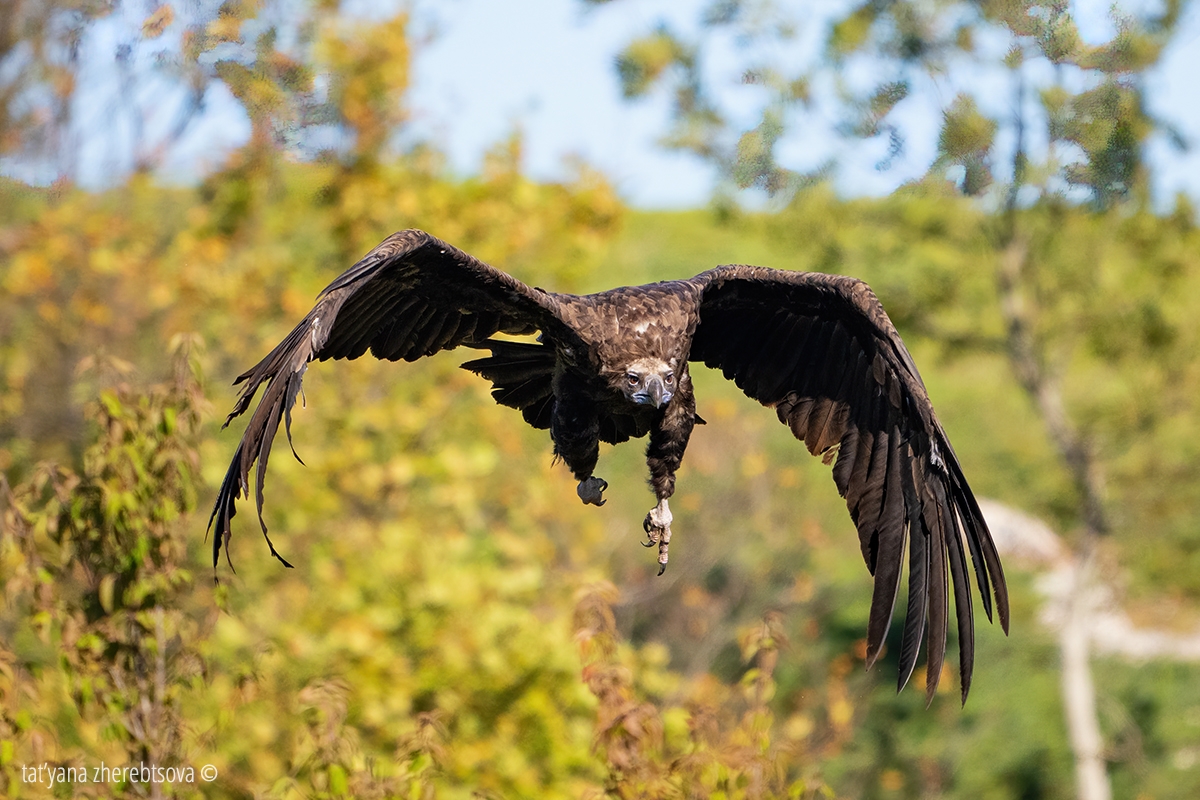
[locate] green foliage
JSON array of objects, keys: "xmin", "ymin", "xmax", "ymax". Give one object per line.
[
  {"xmin": 2, "ymin": 347, "xmax": 207, "ymax": 797},
  {"xmin": 5, "ymin": 145, "xmax": 1200, "ymax": 799},
  {"xmin": 587, "ymin": 1, "xmax": 1185, "ymax": 207},
  {"xmin": 2, "ymin": 2, "xmax": 1200, "ymax": 798},
  {"xmin": 587, "ymin": 203, "xmax": 1200, "ymax": 797},
  {"xmin": 4, "ymin": 174, "xmax": 1200, "ymax": 797},
  {"xmin": 1055, "ymin": 82, "xmax": 1150, "ymax": 206},
  {"xmin": 615, "ymin": 28, "xmax": 692, "ymax": 100},
  {"xmin": 936, "ymin": 95, "xmax": 997, "ymax": 196},
  {"xmin": 575, "ymin": 585, "xmax": 831, "ymax": 798},
  {"xmin": 315, "ymin": 14, "xmax": 412, "ymax": 158},
  {"xmin": 733, "ymin": 108, "xmax": 787, "ymax": 193}
]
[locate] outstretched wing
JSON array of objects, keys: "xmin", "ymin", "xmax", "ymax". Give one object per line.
[
  {"xmin": 687, "ymin": 265, "xmax": 1008, "ymax": 703},
  {"xmin": 208, "ymin": 229, "xmax": 570, "ymax": 570}
]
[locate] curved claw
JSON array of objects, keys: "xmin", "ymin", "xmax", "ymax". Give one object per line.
[
  {"xmin": 643, "ymin": 499, "xmax": 673, "ymax": 576},
  {"xmin": 642, "ymin": 512, "xmax": 659, "ymax": 547}
]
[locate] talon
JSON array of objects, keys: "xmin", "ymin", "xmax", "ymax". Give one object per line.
[
  {"xmin": 657, "ymin": 524, "xmax": 671, "ymax": 573},
  {"xmin": 643, "ymin": 498, "xmax": 674, "ymax": 574},
  {"xmin": 642, "ymin": 512, "xmax": 659, "ymax": 546},
  {"xmin": 577, "ymin": 477, "xmax": 609, "ymax": 507}
]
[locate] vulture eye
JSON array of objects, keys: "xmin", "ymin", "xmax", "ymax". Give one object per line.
[
  {"xmin": 626, "ymin": 373, "xmax": 640, "ymax": 386},
  {"xmin": 664, "ymin": 372, "xmax": 675, "ymax": 385}
]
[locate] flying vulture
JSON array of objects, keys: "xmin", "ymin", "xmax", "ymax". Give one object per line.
[{"xmin": 210, "ymin": 229, "xmax": 1009, "ymax": 702}]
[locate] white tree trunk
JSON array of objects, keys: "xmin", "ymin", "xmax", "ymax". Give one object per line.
[
  {"xmin": 986, "ymin": 497, "xmax": 1200, "ymax": 798},
  {"xmin": 1059, "ymin": 552, "xmax": 1110, "ymax": 800}
]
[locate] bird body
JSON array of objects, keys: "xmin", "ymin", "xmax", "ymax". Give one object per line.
[{"xmin": 211, "ymin": 229, "xmax": 1008, "ymax": 703}]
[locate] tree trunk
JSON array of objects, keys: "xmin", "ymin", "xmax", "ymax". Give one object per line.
[
  {"xmin": 997, "ymin": 235, "xmax": 1111, "ymax": 800},
  {"xmin": 1059, "ymin": 545, "xmax": 1110, "ymax": 800}
]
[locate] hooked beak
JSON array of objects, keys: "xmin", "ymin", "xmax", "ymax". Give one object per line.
[{"xmin": 635, "ymin": 376, "xmax": 672, "ymax": 409}]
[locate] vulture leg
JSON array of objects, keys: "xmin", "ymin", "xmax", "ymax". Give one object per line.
[
  {"xmin": 551, "ymin": 372, "xmax": 606, "ymax": 505},
  {"xmin": 643, "ymin": 375, "xmax": 697, "ymax": 575},
  {"xmin": 643, "ymin": 498, "xmax": 673, "ymax": 575}
]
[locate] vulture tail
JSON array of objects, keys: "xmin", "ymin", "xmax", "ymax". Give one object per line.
[{"xmin": 461, "ymin": 339, "xmax": 557, "ymax": 429}]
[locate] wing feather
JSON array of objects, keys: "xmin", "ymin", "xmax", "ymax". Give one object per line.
[
  {"xmin": 950, "ymin": 456, "xmax": 1010, "ymax": 630},
  {"xmin": 831, "ymin": 426, "xmax": 861, "ymax": 496},
  {"xmin": 847, "ymin": 427, "xmax": 881, "ymax": 561},
  {"xmin": 896, "ymin": 443, "xmax": 928, "ymax": 692},
  {"xmin": 759, "ymin": 315, "xmax": 812, "ymax": 400},
  {"xmin": 444, "ymin": 314, "xmax": 479, "ymax": 349},
  {"xmin": 368, "ymin": 296, "xmax": 423, "ymax": 360},
  {"xmin": 854, "ymin": 425, "xmax": 891, "ymax": 539},
  {"xmin": 865, "ymin": 433, "xmax": 907, "ymax": 667},
  {"xmin": 939, "ymin": 479, "xmax": 975, "ymax": 703},
  {"xmin": 406, "ymin": 309, "xmax": 452, "ymax": 360},
  {"xmin": 688, "ymin": 265, "xmax": 1007, "ymax": 700},
  {"xmin": 493, "ymin": 376, "xmax": 554, "ymax": 409},
  {"xmin": 791, "ymin": 320, "xmax": 836, "ymax": 396},
  {"xmin": 460, "ymin": 340, "xmax": 556, "ymax": 425},
  {"xmin": 813, "ymin": 324, "xmax": 850, "ymax": 396},
  {"xmin": 421, "ymin": 309, "xmax": 468, "ymax": 358},
  {"xmin": 326, "ymin": 283, "xmax": 404, "ymax": 360},
  {"xmin": 737, "ymin": 309, "xmax": 793, "ymax": 397},
  {"xmin": 390, "ymin": 304, "xmax": 439, "ymax": 361},
  {"xmin": 923, "ymin": 479, "xmax": 950, "ymax": 701}
]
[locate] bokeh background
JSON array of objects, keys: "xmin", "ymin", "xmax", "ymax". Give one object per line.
[{"xmin": 3, "ymin": 1, "xmax": 1200, "ymax": 798}]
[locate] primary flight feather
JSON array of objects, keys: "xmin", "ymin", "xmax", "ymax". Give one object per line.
[{"xmin": 210, "ymin": 229, "xmax": 1009, "ymax": 702}]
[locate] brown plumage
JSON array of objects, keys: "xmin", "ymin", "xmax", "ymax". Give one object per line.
[{"xmin": 210, "ymin": 229, "xmax": 1009, "ymax": 703}]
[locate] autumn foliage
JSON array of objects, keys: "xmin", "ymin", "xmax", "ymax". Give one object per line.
[{"xmin": 2, "ymin": 3, "xmax": 1200, "ymax": 799}]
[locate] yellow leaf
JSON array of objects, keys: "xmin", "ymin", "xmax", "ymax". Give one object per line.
[
  {"xmin": 829, "ymin": 697, "xmax": 853, "ymax": 729},
  {"xmin": 880, "ymin": 769, "xmax": 904, "ymax": 791},
  {"xmin": 99, "ymin": 573, "xmax": 117, "ymax": 613},
  {"xmin": 142, "ymin": 5, "xmax": 175, "ymax": 39}
]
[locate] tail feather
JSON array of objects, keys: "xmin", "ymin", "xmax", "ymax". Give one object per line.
[{"xmin": 461, "ymin": 340, "xmax": 556, "ymax": 428}]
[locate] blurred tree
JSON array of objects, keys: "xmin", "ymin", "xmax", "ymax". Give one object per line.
[
  {"xmin": 0, "ymin": 1, "xmax": 621, "ymax": 480},
  {"xmin": 575, "ymin": 582, "xmax": 833, "ymax": 799},
  {"xmin": 0, "ymin": 4, "xmax": 629, "ymax": 797},
  {"xmin": 2, "ymin": 1, "xmax": 1198, "ymax": 798},
  {"xmin": 1, "ymin": 343, "xmax": 207, "ymax": 798},
  {"xmin": 587, "ymin": 2, "xmax": 1198, "ymax": 799},
  {"xmin": 0, "ymin": 0, "xmax": 222, "ymax": 183},
  {"xmin": 586, "ymin": 0, "xmax": 1185, "ymax": 205},
  {"xmin": 0, "ymin": 0, "xmax": 405, "ymax": 186}
]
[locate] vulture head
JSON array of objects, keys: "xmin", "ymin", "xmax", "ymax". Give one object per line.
[{"xmin": 618, "ymin": 357, "xmax": 676, "ymax": 408}]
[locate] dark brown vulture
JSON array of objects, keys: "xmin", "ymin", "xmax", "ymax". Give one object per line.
[{"xmin": 210, "ymin": 229, "xmax": 1009, "ymax": 702}]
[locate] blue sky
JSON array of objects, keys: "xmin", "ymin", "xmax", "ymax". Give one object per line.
[
  {"xmin": 402, "ymin": 0, "xmax": 1200, "ymax": 209},
  {"xmin": 44, "ymin": 0, "xmax": 1200, "ymax": 210},
  {"xmin": 406, "ymin": 0, "xmax": 724, "ymax": 206}
]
